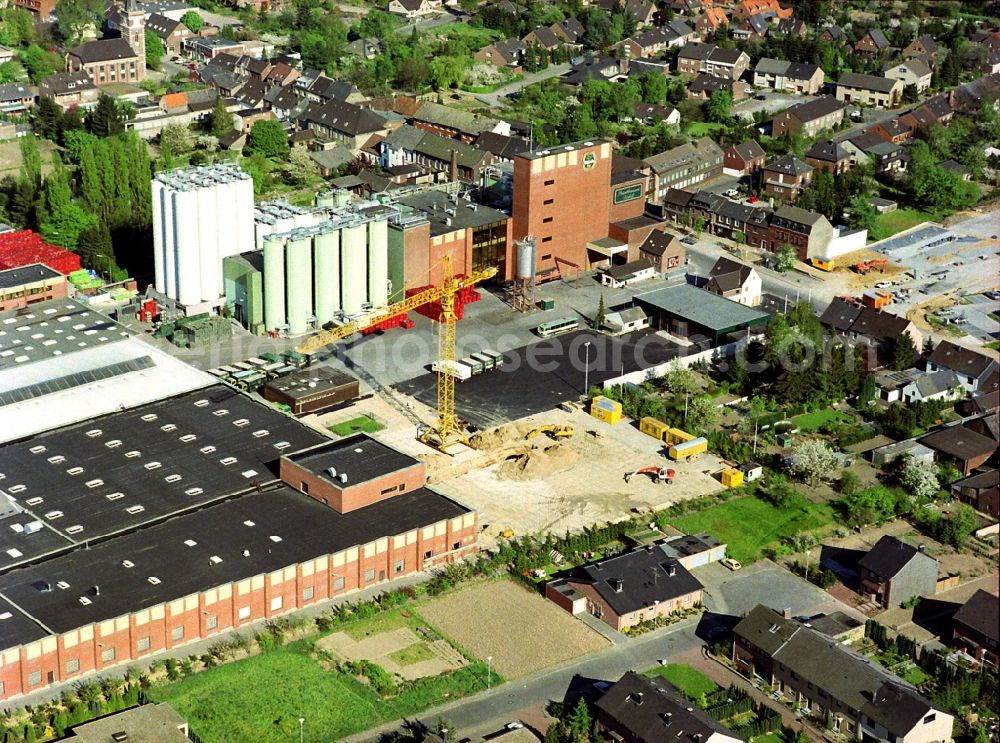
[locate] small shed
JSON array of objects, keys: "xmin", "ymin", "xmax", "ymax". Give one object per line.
[
  {"xmin": 870, "ymin": 439, "xmax": 935, "ymax": 467},
  {"xmin": 740, "ymin": 462, "xmax": 763, "ymax": 481}
]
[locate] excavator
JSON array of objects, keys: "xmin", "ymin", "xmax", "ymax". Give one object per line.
[
  {"xmin": 624, "ymin": 466, "xmax": 676, "ymax": 484},
  {"xmin": 853, "ymin": 258, "xmax": 888, "ymax": 274},
  {"xmin": 525, "ymin": 424, "xmax": 574, "ymax": 440}
]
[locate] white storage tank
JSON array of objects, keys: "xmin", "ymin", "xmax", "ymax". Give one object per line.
[
  {"xmin": 263, "ymin": 236, "xmax": 286, "ymax": 332},
  {"xmin": 367, "ymin": 219, "xmax": 389, "ymax": 308},
  {"xmin": 233, "ymin": 175, "xmax": 255, "ymax": 257},
  {"xmin": 152, "ymin": 179, "xmax": 165, "ymax": 294},
  {"xmin": 161, "ymin": 181, "xmax": 177, "ymax": 299},
  {"xmin": 286, "ymin": 235, "xmax": 312, "ymax": 335},
  {"xmin": 340, "ymin": 223, "xmax": 367, "ymax": 314},
  {"xmin": 198, "ymin": 179, "xmax": 221, "ymax": 301},
  {"xmin": 313, "ymin": 228, "xmax": 340, "ymax": 326},
  {"xmin": 173, "ymin": 188, "xmax": 201, "ymax": 307}
]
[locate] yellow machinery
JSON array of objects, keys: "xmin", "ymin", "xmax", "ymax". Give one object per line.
[
  {"xmin": 526, "ymin": 424, "xmax": 574, "ymax": 439},
  {"xmin": 297, "ymin": 254, "xmax": 497, "ymax": 451}
]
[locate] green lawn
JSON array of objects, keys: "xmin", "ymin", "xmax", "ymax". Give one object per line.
[
  {"xmin": 903, "ymin": 665, "xmax": 930, "ymax": 686},
  {"xmin": 672, "ymin": 495, "xmax": 836, "ymax": 563},
  {"xmin": 792, "ymin": 408, "xmax": 850, "ymax": 432},
  {"xmin": 328, "ymin": 415, "xmax": 384, "ymax": 437},
  {"xmin": 874, "ymin": 208, "xmax": 944, "ymax": 239},
  {"xmin": 685, "ymin": 122, "xmax": 728, "ymax": 137},
  {"xmin": 985, "ymin": 341, "xmax": 1000, "ymax": 351},
  {"xmin": 389, "ymin": 642, "xmax": 436, "ymax": 666},
  {"xmin": 645, "ymin": 664, "xmax": 719, "ymax": 699},
  {"xmin": 751, "ymin": 733, "xmax": 786, "ymax": 743},
  {"xmin": 150, "ymin": 638, "xmax": 492, "ymax": 742}
]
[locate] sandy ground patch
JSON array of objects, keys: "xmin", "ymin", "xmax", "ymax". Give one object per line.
[
  {"xmin": 418, "ymin": 580, "xmax": 609, "ymax": 679},
  {"xmin": 317, "ymin": 626, "xmax": 466, "ymax": 681}
]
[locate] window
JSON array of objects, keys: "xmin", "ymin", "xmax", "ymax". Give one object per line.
[
  {"xmin": 271, "ymin": 596, "xmax": 283, "ymax": 611},
  {"xmin": 364, "ymin": 568, "xmax": 376, "ymax": 582},
  {"xmin": 544, "ymin": 179, "xmax": 554, "ymax": 186},
  {"xmin": 543, "ymin": 198, "xmax": 554, "ymax": 205},
  {"xmin": 541, "ymin": 254, "xmax": 552, "ymax": 261},
  {"xmin": 205, "ymin": 616, "xmax": 218, "ymax": 631},
  {"xmin": 541, "ymin": 236, "xmax": 552, "ymax": 243},
  {"xmin": 238, "ymin": 606, "xmax": 251, "ymax": 621},
  {"xmin": 453, "ymin": 542, "xmax": 461, "ymax": 551},
  {"xmin": 303, "ymin": 586, "xmax": 315, "ymax": 601},
  {"xmin": 333, "ymin": 577, "xmax": 345, "ymax": 592},
  {"xmin": 65, "ymin": 658, "xmax": 80, "ymax": 674},
  {"xmin": 301, "ymin": 482, "xmax": 309, "ymax": 494},
  {"xmin": 171, "ymin": 626, "xmax": 184, "ymax": 641},
  {"xmin": 101, "ymin": 647, "xmax": 116, "ymax": 663},
  {"xmin": 923, "ymin": 714, "xmax": 936, "ymax": 724},
  {"xmin": 394, "ymin": 559, "xmax": 405, "ymax": 574},
  {"xmin": 542, "ymin": 217, "xmax": 553, "ymax": 224},
  {"xmin": 28, "ymin": 671, "xmax": 41, "ymax": 687}
]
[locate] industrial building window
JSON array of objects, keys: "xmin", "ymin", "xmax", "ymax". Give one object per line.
[
  {"xmin": 238, "ymin": 606, "xmax": 251, "ymax": 621},
  {"xmin": 271, "ymin": 596, "xmax": 283, "ymax": 611},
  {"xmin": 364, "ymin": 568, "xmax": 376, "ymax": 582},
  {"xmin": 301, "ymin": 482, "xmax": 309, "ymax": 494},
  {"xmin": 543, "ymin": 198, "xmax": 554, "ymax": 205},
  {"xmin": 0, "ymin": 681, "xmax": 4, "ymax": 696},
  {"xmin": 333, "ymin": 577, "xmax": 345, "ymax": 592},
  {"xmin": 137, "ymin": 637, "xmax": 150, "ymax": 652},
  {"xmin": 544, "ymin": 179, "xmax": 554, "ymax": 186},
  {"xmin": 380, "ymin": 484, "xmax": 399, "ymax": 495},
  {"xmin": 101, "ymin": 647, "xmax": 115, "ymax": 663},
  {"xmin": 424, "ymin": 550, "xmax": 433, "ymax": 559},
  {"xmin": 541, "ymin": 254, "xmax": 552, "ymax": 261},
  {"xmin": 453, "ymin": 542, "xmax": 461, "ymax": 551},
  {"xmin": 28, "ymin": 671, "xmax": 41, "ymax": 687},
  {"xmin": 171, "ymin": 626, "xmax": 184, "ymax": 641},
  {"xmin": 542, "ymin": 217, "xmax": 553, "ymax": 224},
  {"xmin": 303, "ymin": 586, "xmax": 315, "ymax": 601},
  {"xmin": 65, "ymin": 659, "xmax": 79, "ymax": 675},
  {"xmin": 395, "ymin": 560, "xmax": 405, "ymax": 573},
  {"xmin": 205, "ymin": 616, "xmax": 218, "ymax": 631},
  {"xmin": 541, "ymin": 237, "xmax": 552, "ymax": 243}
]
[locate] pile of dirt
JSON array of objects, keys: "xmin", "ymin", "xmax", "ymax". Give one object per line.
[
  {"xmin": 496, "ymin": 444, "xmax": 580, "ymax": 481},
  {"xmin": 468, "ymin": 422, "xmax": 530, "ymax": 451}
]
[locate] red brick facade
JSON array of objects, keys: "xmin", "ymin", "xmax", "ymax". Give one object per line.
[{"xmin": 280, "ymin": 456, "xmax": 427, "ymax": 513}]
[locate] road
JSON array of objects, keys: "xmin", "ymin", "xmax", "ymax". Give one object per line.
[{"xmin": 475, "ymin": 63, "xmax": 571, "ymax": 108}]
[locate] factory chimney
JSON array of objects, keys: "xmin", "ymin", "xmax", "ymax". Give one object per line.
[{"xmin": 449, "ymin": 149, "xmax": 459, "ymax": 182}]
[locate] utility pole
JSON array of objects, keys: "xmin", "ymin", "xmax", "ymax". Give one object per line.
[{"xmin": 583, "ymin": 341, "xmax": 592, "ymax": 395}]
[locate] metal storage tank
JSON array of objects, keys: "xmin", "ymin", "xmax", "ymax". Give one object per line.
[
  {"xmin": 255, "ymin": 218, "xmax": 273, "ymax": 252},
  {"xmin": 233, "ymin": 176, "xmax": 255, "ymax": 256},
  {"xmin": 515, "ymin": 238, "xmax": 536, "ymax": 279},
  {"xmin": 198, "ymin": 178, "xmax": 221, "ymax": 301},
  {"xmin": 293, "ymin": 209, "xmax": 313, "ymax": 229},
  {"xmin": 313, "ymin": 228, "xmax": 340, "ymax": 325},
  {"xmin": 174, "ymin": 188, "xmax": 201, "ymax": 307},
  {"xmin": 286, "ymin": 234, "xmax": 312, "ymax": 335},
  {"xmin": 367, "ymin": 219, "xmax": 389, "ymax": 307},
  {"xmin": 161, "ymin": 181, "xmax": 177, "ymax": 299},
  {"xmin": 152, "ymin": 179, "xmax": 165, "ymax": 294},
  {"xmin": 340, "ymin": 223, "xmax": 367, "ymax": 314},
  {"xmin": 263, "ymin": 236, "xmax": 286, "ymax": 332},
  {"xmin": 315, "ymin": 191, "xmax": 335, "ymax": 208}
]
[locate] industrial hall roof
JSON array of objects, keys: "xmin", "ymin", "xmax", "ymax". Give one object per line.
[
  {"xmin": 284, "ymin": 434, "xmax": 421, "ymax": 486},
  {"xmin": 635, "ymin": 284, "xmax": 770, "ymax": 334}
]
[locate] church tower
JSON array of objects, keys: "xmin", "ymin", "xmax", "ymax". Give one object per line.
[{"xmin": 124, "ymin": 0, "xmax": 146, "ymax": 81}]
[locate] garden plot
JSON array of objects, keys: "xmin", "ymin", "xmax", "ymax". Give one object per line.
[
  {"xmin": 318, "ymin": 626, "xmax": 466, "ymax": 682},
  {"xmin": 418, "ymin": 580, "xmax": 609, "ymax": 679}
]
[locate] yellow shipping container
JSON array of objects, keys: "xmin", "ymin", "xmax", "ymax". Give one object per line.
[
  {"xmin": 590, "ymin": 396, "xmax": 622, "ymax": 425},
  {"xmin": 664, "ymin": 427, "xmax": 695, "ymax": 445},
  {"xmin": 667, "ymin": 436, "xmax": 708, "ymax": 460},
  {"xmin": 639, "ymin": 417, "xmax": 670, "ymax": 441},
  {"xmin": 721, "ymin": 468, "xmax": 744, "ymax": 488}
]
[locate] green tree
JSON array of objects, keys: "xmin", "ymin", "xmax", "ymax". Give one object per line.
[
  {"xmin": 593, "ymin": 293, "xmax": 606, "ymax": 330},
  {"xmin": 638, "ymin": 70, "xmax": 667, "ymax": 104},
  {"xmin": 563, "ymin": 104, "xmax": 598, "ymax": 140},
  {"xmin": 17, "ymin": 44, "xmax": 62, "ymax": 83},
  {"xmin": 40, "ymin": 201, "xmax": 97, "ymax": 249},
  {"xmin": 848, "ymin": 194, "xmax": 879, "ymax": 236},
  {"xmin": 565, "ymin": 697, "xmax": 593, "ymax": 742},
  {"xmin": 244, "ymin": 119, "xmax": 288, "ymax": 158},
  {"xmin": 285, "ymin": 143, "xmax": 318, "ymax": 184},
  {"xmin": 160, "ymin": 123, "xmax": 195, "ymax": 154},
  {"xmin": 145, "ymin": 30, "xmax": 165, "ymax": 70},
  {"xmin": 705, "ymin": 89, "xmax": 732, "ymax": 123},
  {"xmin": 77, "ymin": 222, "xmax": 114, "ymax": 272},
  {"xmin": 0, "ymin": 7, "xmax": 36, "ymax": 47},
  {"xmin": 790, "ymin": 439, "xmax": 838, "ymax": 486},
  {"xmin": 53, "ymin": 0, "xmax": 104, "ymax": 44},
  {"xmin": 686, "ymin": 395, "xmax": 719, "ymax": 434},
  {"xmin": 891, "ymin": 332, "xmax": 916, "ymax": 371},
  {"xmin": 0, "ymin": 60, "xmax": 19, "ymax": 84},
  {"xmin": 32, "ymin": 95, "xmax": 63, "ymax": 141},
  {"xmin": 87, "ymin": 95, "xmax": 124, "ymax": 138},
  {"xmin": 775, "ymin": 244, "xmax": 796, "ymax": 272},
  {"xmin": 180, "ymin": 10, "xmax": 204, "ymax": 32},
  {"xmin": 429, "ymin": 55, "xmax": 467, "ymax": 89},
  {"xmin": 209, "ymin": 96, "xmax": 234, "ymax": 136}
]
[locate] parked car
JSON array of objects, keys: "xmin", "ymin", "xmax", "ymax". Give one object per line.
[
  {"xmin": 724, "ymin": 188, "xmax": 740, "ymax": 198},
  {"xmin": 721, "ymin": 557, "xmax": 742, "ymax": 571}
]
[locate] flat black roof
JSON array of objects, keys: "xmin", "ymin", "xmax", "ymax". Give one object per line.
[
  {"xmin": 284, "ymin": 434, "xmax": 420, "ymax": 486},
  {"xmin": 0, "ymin": 486, "xmax": 468, "ymax": 637},
  {"xmin": 0, "ymin": 511, "xmax": 74, "ymax": 572},
  {"xmin": 0, "ymin": 593, "xmax": 48, "ymax": 647},
  {"xmin": 0, "ymin": 386, "xmax": 325, "ymax": 555},
  {"xmin": 263, "ymin": 366, "xmax": 357, "ymax": 401},
  {"xmin": 0, "ymin": 264, "xmax": 62, "ymax": 290}
]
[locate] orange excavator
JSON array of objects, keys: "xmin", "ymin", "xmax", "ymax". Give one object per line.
[
  {"xmin": 853, "ymin": 258, "xmax": 888, "ymax": 274},
  {"xmin": 624, "ymin": 467, "xmax": 676, "ymax": 484}
]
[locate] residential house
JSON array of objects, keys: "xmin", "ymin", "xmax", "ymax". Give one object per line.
[
  {"xmin": 940, "ymin": 159, "xmax": 971, "ymax": 180},
  {"xmin": 688, "ymin": 74, "xmax": 749, "ymax": 100},
  {"xmin": 819, "ymin": 25, "xmax": 847, "ymax": 45},
  {"xmin": 723, "ymin": 139, "xmax": 765, "ymax": 176},
  {"xmin": 733, "ymin": 0, "xmax": 791, "ymax": 21},
  {"xmin": 645, "ymin": 137, "xmax": 725, "ymax": 201},
  {"xmin": 38, "ymin": 71, "xmax": 100, "ymax": 110},
  {"xmin": 521, "ymin": 26, "xmax": 562, "ymax": 51},
  {"xmin": 761, "ymin": 153, "xmax": 813, "ymax": 201},
  {"xmin": 145, "ymin": 12, "xmax": 193, "ymax": 55},
  {"xmin": 805, "ymin": 139, "xmax": 854, "ymax": 174},
  {"xmin": 732, "ymin": 605, "xmax": 953, "ymax": 742},
  {"xmin": 767, "ymin": 204, "xmax": 833, "ymax": 261},
  {"xmin": 474, "ymin": 38, "xmax": 526, "ymax": 68},
  {"xmin": 774, "ymin": 18, "xmax": 806, "ymax": 37},
  {"xmin": 867, "ymin": 117, "xmax": 914, "ymax": 144},
  {"xmin": 676, "ymin": 43, "xmax": 750, "ymax": 80},
  {"xmin": 836, "ymin": 72, "xmax": 903, "ymax": 108},
  {"xmin": 264, "ymin": 62, "xmax": 298, "ymax": 88},
  {"xmin": 695, "ymin": 7, "xmax": 729, "ymax": 38},
  {"xmin": 772, "ymin": 96, "xmax": 845, "ymax": 138},
  {"xmin": 899, "ymin": 370, "xmax": 962, "ymax": 403},
  {"xmin": 387, "ymin": 0, "xmax": 441, "ymax": 19},
  {"xmin": 636, "ymin": 229, "xmax": 685, "ymax": 273},
  {"xmin": 732, "ymin": 14, "xmax": 770, "ymax": 41},
  {"xmin": 854, "ymin": 28, "xmax": 891, "ymax": 59},
  {"xmin": 631, "ymin": 102, "xmax": 681, "ymax": 125},
  {"xmin": 344, "ymin": 37, "xmax": 382, "ymax": 61},
  {"xmin": 184, "ymin": 36, "xmax": 246, "ymax": 60},
  {"xmin": 309, "ymin": 147, "xmax": 354, "ymax": 177},
  {"xmin": 67, "ymin": 38, "xmax": 145, "ymax": 85},
  {"xmin": 662, "ymin": 187, "xmax": 695, "ymax": 223},
  {"xmin": 618, "ymin": 0, "xmax": 657, "ymax": 28},
  {"xmin": 561, "ymin": 56, "xmax": 626, "ymax": 86},
  {"xmin": 544, "ymin": 541, "xmax": 704, "ymax": 631},
  {"xmin": 473, "ymin": 131, "xmax": 530, "ymax": 162},
  {"xmin": 753, "ymin": 58, "xmax": 824, "ymax": 94},
  {"xmin": 0, "ymin": 84, "xmax": 35, "ymax": 113},
  {"xmin": 903, "ymin": 34, "xmax": 940, "ymax": 64},
  {"xmin": 926, "ymin": 340, "xmax": 1000, "ymax": 393},
  {"xmin": 884, "ymin": 57, "xmax": 933, "ymax": 94},
  {"xmin": 845, "ymin": 132, "xmax": 905, "ymax": 175},
  {"xmin": 550, "ymin": 17, "xmax": 585, "ymax": 45},
  {"xmin": 873, "ymin": 368, "xmax": 924, "ymax": 403},
  {"xmin": 920, "ymin": 423, "xmax": 998, "ymax": 476},
  {"xmin": 376, "ymin": 125, "xmax": 496, "ymax": 182},
  {"xmin": 706, "ymin": 197, "xmax": 753, "ymax": 240},
  {"xmin": 952, "ymin": 589, "xmax": 999, "ymax": 669},
  {"xmin": 595, "ymin": 672, "xmax": 743, "ymax": 743},
  {"xmin": 951, "ymin": 469, "xmax": 998, "ymax": 518},
  {"xmin": 618, "ymin": 28, "xmax": 675, "ymax": 59},
  {"xmin": 820, "ymin": 299, "xmax": 923, "ymax": 368},
  {"xmin": 602, "ymin": 307, "xmax": 650, "ymax": 335},
  {"xmin": 298, "ymin": 99, "xmax": 389, "ymax": 151},
  {"xmin": 859, "ymin": 536, "xmax": 939, "ymax": 609},
  {"xmin": 706, "ymin": 256, "xmax": 761, "ymax": 306},
  {"xmin": 400, "ymin": 99, "xmax": 509, "ymax": 142}
]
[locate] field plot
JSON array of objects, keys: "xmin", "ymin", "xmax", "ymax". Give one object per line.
[
  {"xmin": 418, "ymin": 580, "xmax": 609, "ymax": 679},
  {"xmin": 646, "ymin": 664, "xmax": 719, "ymax": 698}
]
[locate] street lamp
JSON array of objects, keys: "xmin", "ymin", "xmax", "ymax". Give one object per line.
[
  {"xmin": 583, "ymin": 341, "xmax": 592, "ymax": 395},
  {"xmin": 805, "ymin": 550, "xmax": 811, "ymax": 584},
  {"xmin": 298, "ymin": 717, "xmax": 304, "ymax": 743},
  {"xmin": 486, "ymin": 655, "xmax": 493, "ymax": 690}
]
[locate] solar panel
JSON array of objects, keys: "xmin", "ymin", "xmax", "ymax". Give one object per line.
[{"xmin": 0, "ymin": 356, "xmax": 155, "ymax": 407}]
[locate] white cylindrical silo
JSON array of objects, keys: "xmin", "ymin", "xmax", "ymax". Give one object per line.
[
  {"xmin": 293, "ymin": 209, "xmax": 312, "ymax": 229},
  {"xmin": 234, "ymin": 176, "xmax": 255, "ymax": 255},
  {"xmin": 286, "ymin": 235, "xmax": 312, "ymax": 335},
  {"xmin": 255, "ymin": 219, "xmax": 273, "ymax": 253},
  {"xmin": 162, "ymin": 181, "xmax": 177, "ymax": 299},
  {"xmin": 263, "ymin": 236, "xmax": 286, "ymax": 332},
  {"xmin": 174, "ymin": 188, "xmax": 201, "ymax": 307},
  {"xmin": 340, "ymin": 223, "xmax": 367, "ymax": 315},
  {"xmin": 215, "ymin": 177, "xmax": 237, "ymax": 260},
  {"xmin": 314, "ymin": 228, "xmax": 340, "ymax": 325},
  {"xmin": 152, "ymin": 179, "xmax": 165, "ymax": 294},
  {"xmin": 367, "ymin": 219, "xmax": 388, "ymax": 308},
  {"xmin": 199, "ymin": 179, "xmax": 221, "ymax": 301}
]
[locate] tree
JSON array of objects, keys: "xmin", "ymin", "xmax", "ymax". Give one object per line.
[
  {"xmin": 160, "ymin": 123, "xmax": 195, "ymax": 154},
  {"xmin": 145, "ymin": 30, "xmax": 165, "ymax": 70},
  {"xmin": 87, "ymin": 95, "xmax": 124, "ymax": 138},
  {"xmin": 429, "ymin": 55, "xmax": 467, "ymax": 90},
  {"xmin": 848, "ymin": 194, "xmax": 879, "ymax": 236},
  {"xmin": 563, "ymin": 104, "xmax": 598, "ymax": 141},
  {"xmin": 775, "ymin": 244, "xmax": 796, "ymax": 272},
  {"xmin": 77, "ymin": 223, "xmax": 114, "ymax": 272},
  {"xmin": 663, "ymin": 361, "xmax": 698, "ymax": 396},
  {"xmin": 0, "ymin": 7, "xmax": 36, "ymax": 47},
  {"xmin": 245, "ymin": 120, "xmax": 288, "ymax": 158},
  {"xmin": 208, "ymin": 96, "xmax": 234, "ymax": 136},
  {"xmin": 900, "ymin": 456, "xmax": 939, "ymax": 500},
  {"xmin": 32, "ymin": 95, "xmax": 63, "ymax": 141},
  {"xmin": 839, "ymin": 470, "xmax": 860, "ymax": 497},
  {"xmin": 285, "ymin": 143, "xmax": 318, "ymax": 184},
  {"xmin": 891, "ymin": 332, "xmax": 916, "ymax": 371},
  {"xmin": 180, "ymin": 10, "xmax": 204, "ymax": 32},
  {"xmin": 53, "ymin": 0, "xmax": 104, "ymax": 44},
  {"xmin": 592, "ymin": 293, "xmax": 606, "ymax": 330},
  {"xmin": 902, "ymin": 83, "xmax": 919, "ymax": 104},
  {"xmin": 638, "ymin": 71, "xmax": 667, "ymax": 104},
  {"xmin": 17, "ymin": 44, "xmax": 62, "ymax": 83},
  {"xmin": 705, "ymin": 89, "xmax": 732, "ymax": 123},
  {"xmin": 686, "ymin": 395, "xmax": 719, "ymax": 434},
  {"xmin": 789, "ymin": 439, "xmax": 838, "ymax": 486},
  {"xmin": 565, "ymin": 697, "xmax": 593, "ymax": 742}
]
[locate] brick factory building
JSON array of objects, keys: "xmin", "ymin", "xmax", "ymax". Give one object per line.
[
  {"xmin": 0, "ymin": 264, "xmax": 68, "ymax": 311},
  {"xmin": 512, "ymin": 140, "xmax": 614, "ymax": 280}
]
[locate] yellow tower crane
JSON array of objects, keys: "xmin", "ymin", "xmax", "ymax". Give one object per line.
[{"xmin": 297, "ymin": 254, "xmax": 497, "ymax": 451}]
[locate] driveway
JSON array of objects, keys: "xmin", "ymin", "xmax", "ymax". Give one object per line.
[
  {"xmin": 735, "ymin": 90, "xmax": 815, "ymax": 119},
  {"xmin": 476, "ymin": 64, "xmax": 571, "ymax": 108}
]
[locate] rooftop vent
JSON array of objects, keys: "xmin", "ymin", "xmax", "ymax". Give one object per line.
[
  {"xmin": 326, "ymin": 467, "xmax": 337, "ymax": 478},
  {"xmin": 112, "ymin": 731, "xmax": 128, "ymax": 742},
  {"xmin": 242, "ymin": 549, "xmax": 250, "ymax": 557}
]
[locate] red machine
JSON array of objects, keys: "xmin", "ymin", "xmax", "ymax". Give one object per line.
[{"xmin": 624, "ymin": 467, "xmax": 676, "ymax": 484}]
